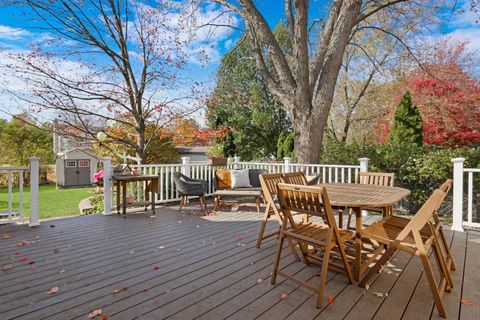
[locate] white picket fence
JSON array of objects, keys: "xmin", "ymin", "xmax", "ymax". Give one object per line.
[
  {"xmin": 102, "ymin": 157, "xmax": 368, "ymax": 214},
  {"xmin": 0, "ymin": 157, "xmax": 40, "ymax": 226},
  {"xmin": 452, "ymin": 158, "xmax": 480, "ymax": 231}
]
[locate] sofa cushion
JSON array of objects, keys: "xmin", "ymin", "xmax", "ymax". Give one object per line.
[
  {"xmin": 215, "ymin": 169, "xmax": 231, "ymax": 189},
  {"xmin": 230, "ymin": 169, "xmax": 252, "ymax": 189},
  {"xmin": 248, "ymin": 169, "xmax": 267, "ymax": 188}
]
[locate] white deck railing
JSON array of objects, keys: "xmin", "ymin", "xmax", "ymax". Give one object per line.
[
  {"xmin": 0, "ymin": 157, "xmax": 40, "ymax": 226},
  {"xmin": 452, "ymin": 158, "xmax": 480, "ymax": 231},
  {"xmin": 102, "ymin": 157, "xmax": 368, "ymax": 214}
]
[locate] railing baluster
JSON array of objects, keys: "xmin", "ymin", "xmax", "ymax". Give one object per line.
[
  {"xmin": 19, "ymin": 170, "xmax": 24, "ymax": 218},
  {"xmin": 8, "ymin": 171, "xmax": 12, "ymax": 221},
  {"xmin": 468, "ymin": 171, "xmax": 473, "ymax": 224}
]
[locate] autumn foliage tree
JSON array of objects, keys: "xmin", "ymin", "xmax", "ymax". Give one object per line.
[
  {"xmin": 407, "ymin": 40, "xmax": 480, "ymax": 147},
  {"xmin": 2, "ymin": 0, "xmax": 198, "ymax": 164}
]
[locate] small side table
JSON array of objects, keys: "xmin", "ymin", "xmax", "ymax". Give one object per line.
[{"xmin": 113, "ymin": 175, "xmax": 159, "ymax": 215}]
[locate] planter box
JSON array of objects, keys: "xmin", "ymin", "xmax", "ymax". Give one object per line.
[{"xmin": 207, "ymin": 157, "xmax": 228, "ymax": 166}]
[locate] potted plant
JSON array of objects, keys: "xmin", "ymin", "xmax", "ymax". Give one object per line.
[{"xmin": 206, "ymin": 143, "xmax": 227, "ymax": 166}]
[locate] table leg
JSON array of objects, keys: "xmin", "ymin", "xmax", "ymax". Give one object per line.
[
  {"xmin": 122, "ymin": 180, "xmax": 127, "ymax": 215},
  {"xmin": 116, "ymin": 181, "xmax": 120, "ymax": 214},
  {"xmin": 354, "ymin": 207, "xmax": 362, "ymax": 281}
]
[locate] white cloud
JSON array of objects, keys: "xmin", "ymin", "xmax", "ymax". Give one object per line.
[{"xmin": 0, "ymin": 25, "xmax": 31, "ymax": 41}]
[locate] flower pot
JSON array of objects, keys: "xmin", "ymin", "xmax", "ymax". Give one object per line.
[{"xmin": 207, "ymin": 157, "xmax": 228, "ymax": 166}]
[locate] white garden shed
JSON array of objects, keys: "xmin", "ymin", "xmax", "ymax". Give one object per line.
[{"xmin": 56, "ymin": 147, "xmax": 100, "ymax": 188}]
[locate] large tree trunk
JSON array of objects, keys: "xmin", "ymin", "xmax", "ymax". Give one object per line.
[{"xmin": 293, "ymin": 114, "xmax": 323, "ymax": 163}]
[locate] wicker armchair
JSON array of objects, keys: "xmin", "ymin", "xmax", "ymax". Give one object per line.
[{"xmin": 173, "ymin": 172, "xmax": 208, "ymax": 210}]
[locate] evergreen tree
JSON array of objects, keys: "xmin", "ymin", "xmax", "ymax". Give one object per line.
[
  {"xmin": 276, "ymin": 131, "xmax": 286, "ymax": 160},
  {"xmin": 387, "ymin": 91, "xmax": 423, "ymax": 146},
  {"xmin": 283, "ymin": 132, "xmax": 295, "ymax": 158}
]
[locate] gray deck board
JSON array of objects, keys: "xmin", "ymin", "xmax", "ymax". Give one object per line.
[{"xmin": 0, "ymin": 205, "xmax": 474, "ymax": 320}]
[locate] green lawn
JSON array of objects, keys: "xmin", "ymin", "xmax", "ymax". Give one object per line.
[{"xmin": 0, "ymin": 185, "xmax": 94, "ymax": 220}]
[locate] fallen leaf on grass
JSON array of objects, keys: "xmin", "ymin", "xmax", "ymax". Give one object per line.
[
  {"xmin": 280, "ymin": 293, "xmax": 288, "ymax": 300},
  {"xmin": 88, "ymin": 309, "xmax": 102, "ymax": 318},
  {"xmin": 17, "ymin": 240, "xmax": 30, "ymax": 246},
  {"xmin": 328, "ymin": 295, "xmax": 334, "ymax": 304},
  {"xmin": 2, "ymin": 264, "xmax": 13, "ymax": 271},
  {"xmin": 47, "ymin": 287, "xmax": 59, "ymax": 294},
  {"xmin": 112, "ymin": 287, "xmax": 128, "ymax": 294},
  {"xmin": 2, "ymin": 233, "xmax": 11, "ymax": 239},
  {"xmin": 19, "ymin": 257, "xmax": 29, "ymax": 262},
  {"xmin": 461, "ymin": 299, "xmax": 473, "ymax": 305}
]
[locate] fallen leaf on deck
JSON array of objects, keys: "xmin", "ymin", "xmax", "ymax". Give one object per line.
[
  {"xmin": 59, "ymin": 268, "xmax": 66, "ymax": 273},
  {"xmin": 50, "ymin": 225, "xmax": 55, "ymax": 228},
  {"xmin": 47, "ymin": 287, "xmax": 59, "ymax": 294},
  {"xmin": 129, "ymin": 250, "xmax": 134, "ymax": 254},
  {"xmin": 328, "ymin": 295, "xmax": 334, "ymax": 304},
  {"xmin": 88, "ymin": 309, "xmax": 102, "ymax": 318},
  {"xmin": 153, "ymin": 265, "xmax": 160, "ymax": 270},
  {"xmin": 373, "ymin": 292, "xmax": 383, "ymax": 298},
  {"xmin": 461, "ymin": 299, "xmax": 473, "ymax": 305},
  {"xmin": 313, "ymin": 272, "xmax": 321, "ymax": 277},
  {"xmin": 143, "ymin": 288, "xmax": 149, "ymax": 292},
  {"xmin": 99, "ymin": 315, "xmax": 108, "ymax": 320},
  {"xmin": 28, "ymin": 261, "xmax": 36, "ymax": 266},
  {"xmin": 257, "ymin": 278, "xmax": 263, "ymax": 284},
  {"xmin": 2, "ymin": 264, "xmax": 13, "ymax": 271},
  {"xmin": 19, "ymin": 257, "xmax": 29, "ymax": 261},
  {"xmin": 17, "ymin": 240, "xmax": 30, "ymax": 246},
  {"xmin": 280, "ymin": 293, "xmax": 288, "ymax": 300},
  {"xmin": 158, "ymin": 246, "xmax": 165, "ymax": 249},
  {"xmin": 2, "ymin": 233, "xmax": 11, "ymax": 239},
  {"xmin": 112, "ymin": 287, "xmax": 128, "ymax": 294},
  {"xmin": 236, "ymin": 236, "xmax": 245, "ymax": 241}
]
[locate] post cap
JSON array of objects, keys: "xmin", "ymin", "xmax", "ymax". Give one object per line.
[
  {"xmin": 102, "ymin": 157, "xmax": 112, "ymax": 161},
  {"xmin": 451, "ymin": 157, "xmax": 465, "ymax": 163},
  {"xmin": 283, "ymin": 157, "xmax": 292, "ymax": 161},
  {"xmin": 358, "ymin": 158, "xmax": 369, "ymax": 161},
  {"xmin": 29, "ymin": 156, "xmax": 40, "ymax": 160}
]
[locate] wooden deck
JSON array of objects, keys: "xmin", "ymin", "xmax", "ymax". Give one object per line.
[{"xmin": 0, "ymin": 204, "xmax": 478, "ymax": 320}]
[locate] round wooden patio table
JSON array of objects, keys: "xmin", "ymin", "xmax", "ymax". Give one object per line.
[{"xmin": 318, "ymin": 183, "xmax": 411, "ymax": 281}]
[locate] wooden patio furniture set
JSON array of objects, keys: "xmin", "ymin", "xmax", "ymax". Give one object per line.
[{"xmin": 171, "ymin": 169, "xmax": 455, "ymax": 318}]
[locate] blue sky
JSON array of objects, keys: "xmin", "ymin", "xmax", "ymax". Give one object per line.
[{"xmin": 0, "ymin": 0, "xmax": 478, "ymax": 122}]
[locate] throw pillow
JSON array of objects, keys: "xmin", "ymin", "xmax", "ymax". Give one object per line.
[
  {"xmin": 248, "ymin": 169, "xmax": 267, "ymax": 188},
  {"xmin": 230, "ymin": 169, "xmax": 252, "ymax": 189},
  {"xmin": 216, "ymin": 169, "xmax": 231, "ymax": 189}
]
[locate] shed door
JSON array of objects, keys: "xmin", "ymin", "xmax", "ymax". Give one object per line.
[{"xmin": 64, "ymin": 160, "xmax": 91, "ymax": 186}]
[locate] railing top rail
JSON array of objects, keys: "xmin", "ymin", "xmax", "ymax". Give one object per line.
[
  {"xmin": 464, "ymin": 168, "xmax": 480, "ymax": 173},
  {"xmin": 289, "ymin": 163, "xmax": 360, "ymax": 169},
  {"xmin": 133, "ymin": 164, "xmax": 184, "ymax": 168},
  {"xmin": 0, "ymin": 166, "xmax": 30, "ymax": 171},
  {"xmin": 236, "ymin": 162, "xmax": 284, "ymax": 166}
]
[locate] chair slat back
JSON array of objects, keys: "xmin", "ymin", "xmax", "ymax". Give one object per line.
[
  {"xmin": 259, "ymin": 173, "xmax": 285, "ymax": 205},
  {"xmin": 283, "ymin": 172, "xmax": 307, "ymax": 185},
  {"xmin": 396, "ymin": 189, "xmax": 445, "ymax": 241},
  {"xmin": 277, "ymin": 183, "xmax": 337, "ymax": 229},
  {"xmin": 358, "ymin": 172, "xmax": 395, "ymax": 187}
]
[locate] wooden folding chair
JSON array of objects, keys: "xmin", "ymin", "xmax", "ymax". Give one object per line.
[
  {"xmin": 342, "ymin": 172, "xmax": 395, "ymax": 229},
  {"xmin": 358, "ymin": 189, "xmax": 453, "ymax": 318},
  {"xmin": 257, "ymin": 173, "xmax": 300, "ymax": 260},
  {"xmin": 271, "ymin": 184, "xmax": 354, "ymax": 308}
]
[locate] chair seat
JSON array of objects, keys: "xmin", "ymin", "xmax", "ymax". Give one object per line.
[
  {"xmin": 285, "ymin": 222, "xmax": 354, "ymax": 247},
  {"xmin": 359, "ymin": 216, "xmax": 433, "ymax": 253}
]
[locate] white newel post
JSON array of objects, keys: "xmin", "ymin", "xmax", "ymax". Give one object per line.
[
  {"xmin": 103, "ymin": 157, "xmax": 112, "ymax": 216},
  {"xmin": 359, "ymin": 158, "xmax": 369, "ymax": 173},
  {"xmin": 451, "ymin": 158, "xmax": 465, "ymax": 232},
  {"xmin": 29, "ymin": 157, "xmax": 40, "ymax": 227},
  {"xmin": 284, "ymin": 157, "xmax": 292, "ymax": 173},
  {"xmin": 233, "ymin": 156, "xmax": 241, "ymax": 170},
  {"xmin": 181, "ymin": 157, "xmax": 191, "ymax": 177}
]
